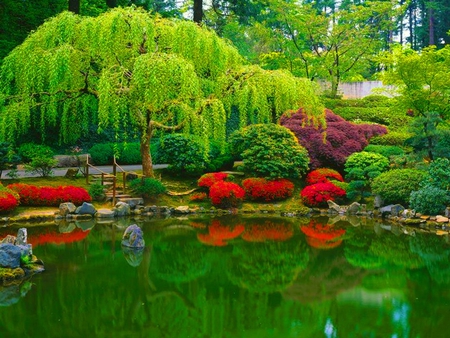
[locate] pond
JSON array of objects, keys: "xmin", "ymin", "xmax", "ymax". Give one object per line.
[{"xmin": 0, "ymin": 215, "xmax": 449, "ymax": 338}]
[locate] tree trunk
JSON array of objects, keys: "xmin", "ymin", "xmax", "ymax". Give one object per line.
[
  {"xmin": 193, "ymin": 0, "xmax": 203, "ymax": 24},
  {"xmin": 68, "ymin": 0, "xmax": 80, "ymax": 14},
  {"xmin": 428, "ymin": 1, "xmax": 435, "ymax": 45},
  {"xmin": 140, "ymin": 122, "xmax": 154, "ymax": 178}
]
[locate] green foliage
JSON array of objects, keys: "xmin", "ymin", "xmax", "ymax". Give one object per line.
[
  {"xmin": 229, "ymin": 124, "xmax": 310, "ymax": 179},
  {"xmin": 206, "ymin": 141, "xmax": 234, "ymax": 172},
  {"xmin": 345, "ymin": 151, "xmax": 390, "ymax": 202},
  {"xmin": 420, "ymin": 158, "xmax": 450, "ymax": 191},
  {"xmin": 88, "ymin": 183, "xmax": 106, "ymax": 202},
  {"xmin": 409, "ymin": 186, "xmax": 450, "ymax": 215},
  {"xmin": 371, "ymin": 169, "xmax": 426, "ymax": 205},
  {"xmin": 157, "ymin": 134, "xmax": 207, "ymax": 176},
  {"xmin": 363, "ymin": 145, "xmax": 405, "ymax": 159},
  {"xmin": 18, "ymin": 143, "xmax": 57, "ymax": 177},
  {"xmin": 0, "ymin": 142, "xmax": 20, "ymax": 177},
  {"xmin": 88, "ymin": 143, "xmax": 114, "ymax": 165},
  {"xmin": 369, "ymin": 131, "xmax": 412, "ymax": 146},
  {"xmin": 129, "ymin": 178, "xmax": 167, "ymax": 199}
]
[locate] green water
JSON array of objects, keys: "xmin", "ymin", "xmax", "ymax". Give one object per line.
[{"xmin": 0, "ymin": 215, "xmax": 449, "ymax": 338}]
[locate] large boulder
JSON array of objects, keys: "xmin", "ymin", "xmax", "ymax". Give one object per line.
[
  {"xmin": 0, "ymin": 244, "xmax": 24, "ymax": 268},
  {"xmin": 114, "ymin": 202, "xmax": 131, "ymax": 217},
  {"xmin": 59, "ymin": 202, "xmax": 77, "ymax": 216},
  {"xmin": 75, "ymin": 202, "xmax": 97, "ymax": 216}
]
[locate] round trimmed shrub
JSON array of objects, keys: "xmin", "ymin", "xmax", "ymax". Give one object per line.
[
  {"xmin": 371, "ymin": 169, "xmax": 426, "ymax": 205},
  {"xmin": 306, "ymin": 168, "xmax": 344, "ymax": 185},
  {"xmin": 118, "ymin": 143, "xmax": 141, "ymax": 164},
  {"xmin": 409, "ymin": 186, "xmax": 450, "ymax": 215},
  {"xmin": 300, "ymin": 182, "xmax": 346, "ymax": 207},
  {"xmin": 157, "ymin": 134, "xmax": 207, "ymax": 176},
  {"xmin": 242, "ymin": 178, "xmax": 295, "ymax": 201},
  {"xmin": 198, "ymin": 172, "xmax": 229, "ymax": 189},
  {"xmin": 229, "ymin": 124, "xmax": 310, "ymax": 179},
  {"xmin": 129, "ymin": 178, "xmax": 166, "ymax": 199},
  {"xmin": 209, "ymin": 181, "xmax": 245, "ymax": 208},
  {"xmin": 344, "ymin": 151, "xmax": 390, "ymax": 176},
  {"xmin": 88, "ymin": 143, "xmax": 114, "ymax": 165},
  {"xmin": 364, "ymin": 145, "xmax": 405, "ymax": 158},
  {"xmin": 0, "ymin": 190, "xmax": 19, "ymax": 213}
]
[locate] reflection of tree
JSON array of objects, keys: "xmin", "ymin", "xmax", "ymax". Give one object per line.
[
  {"xmin": 227, "ymin": 240, "xmax": 309, "ymax": 293},
  {"xmin": 410, "ymin": 234, "xmax": 450, "ymax": 285},
  {"xmin": 196, "ymin": 219, "xmax": 244, "ymax": 246},
  {"xmin": 300, "ymin": 220, "xmax": 346, "ymax": 250},
  {"xmin": 344, "ymin": 227, "xmax": 386, "ymax": 269},
  {"xmin": 369, "ymin": 232, "xmax": 424, "ymax": 269},
  {"xmin": 152, "ymin": 234, "xmax": 211, "ymax": 283},
  {"xmin": 283, "ymin": 250, "xmax": 366, "ymax": 303}
]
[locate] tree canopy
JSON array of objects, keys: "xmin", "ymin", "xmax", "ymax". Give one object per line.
[{"xmin": 0, "ymin": 6, "xmax": 324, "ymax": 177}]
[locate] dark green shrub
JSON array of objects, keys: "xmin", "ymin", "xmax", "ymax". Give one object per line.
[
  {"xmin": 88, "ymin": 143, "xmax": 114, "ymax": 165},
  {"xmin": 88, "ymin": 183, "xmax": 106, "ymax": 202},
  {"xmin": 206, "ymin": 141, "xmax": 234, "ymax": 172},
  {"xmin": 344, "ymin": 151, "xmax": 390, "ymax": 175},
  {"xmin": 157, "ymin": 134, "xmax": 207, "ymax": 176},
  {"xmin": 18, "ymin": 143, "xmax": 54, "ymax": 163},
  {"xmin": 371, "ymin": 169, "xmax": 426, "ymax": 205},
  {"xmin": 0, "ymin": 142, "xmax": 21, "ymax": 177},
  {"xmin": 410, "ymin": 186, "xmax": 450, "ymax": 215},
  {"xmin": 364, "ymin": 145, "xmax": 405, "ymax": 158},
  {"xmin": 229, "ymin": 124, "xmax": 310, "ymax": 179},
  {"xmin": 117, "ymin": 143, "xmax": 141, "ymax": 164},
  {"xmin": 129, "ymin": 178, "xmax": 167, "ymax": 199},
  {"xmin": 420, "ymin": 158, "xmax": 450, "ymax": 190}
]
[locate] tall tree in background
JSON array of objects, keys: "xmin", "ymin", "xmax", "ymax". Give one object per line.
[{"xmin": 0, "ymin": 7, "xmax": 324, "ymax": 177}]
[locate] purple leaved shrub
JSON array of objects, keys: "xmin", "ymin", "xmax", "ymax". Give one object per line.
[{"xmin": 280, "ymin": 108, "xmax": 387, "ymax": 170}]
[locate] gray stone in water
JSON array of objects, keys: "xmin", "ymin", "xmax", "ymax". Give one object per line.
[
  {"xmin": 114, "ymin": 202, "xmax": 131, "ymax": 217},
  {"xmin": 327, "ymin": 200, "xmax": 342, "ymax": 213},
  {"xmin": 391, "ymin": 204, "xmax": 405, "ymax": 216},
  {"xmin": 15, "ymin": 228, "xmax": 27, "ymax": 246},
  {"xmin": 122, "ymin": 246, "xmax": 144, "ymax": 267},
  {"xmin": 96, "ymin": 209, "xmax": 115, "ymax": 218},
  {"xmin": 174, "ymin": 206, "xmax": 190, "ymax": 214},
  {"xmin": 121, "ymin": 224, "xmax": 145, "ymax": 248},
  {"xmin": 0, "ymin": 282, "xmax": 32, "ymax": 307},
  {"xmin": 401, "ymin": 209, "xmax": 416, "ymax": 218},
  {"xmin": 75, "ymin": 202, "xmax": 97, "ymax": 215},
  {"xmin": 59, "ymin": 202, "xmax": 77, "ymax": 216},
  {"xmin": 58, "ymin": 222, "xmax": 76, "ymax": 234},
  {"xmin": 0, "ymin": 244, "xmax": 23, "ymax": 268}
]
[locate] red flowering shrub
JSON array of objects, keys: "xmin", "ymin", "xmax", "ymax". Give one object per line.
[
  {"xmin": 241, "ymin": 221, "xmax": 294, "ymax": 242},
  {"xmin": 280, "ymin": 108, "xmax": 387, "ymax": 170},
  {"xmin": 197, "ymin": 220, "xmax": 245, "ymax": 246},
  {"xmin": 198, "ymin": 172, "xmax": 228, "ymax": 189},
  {"xmin": 0, "ymin": 191, "xmax": 19, "ymax": 213},
  {"xmin": 209, "ymin": 181, "xmax": 245, "ymax": 208},
  {"xmin": 189, "ymin": 192, "xmax": 208, "ymax": 202},
  {"xmin": 306, "ymin": 168, "xmax": 344, "ymax": 185},
  {"xmin": 7, "ymin": 183, "xmax": 91, "ymax": 206},
  {"xmin": 242, "ymin": 178, "xmax": 295, "ymax": 201},
  {"xmin": 300, "ymin": 220, "xmax": 346, "ymax": 249},
  {"xmin": 300, "ymin": 182, "xmax": 346, "ymax": 207}
]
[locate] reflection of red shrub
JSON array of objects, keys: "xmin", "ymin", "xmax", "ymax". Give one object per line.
[
  {"xmin": 301, "ymin": 182, "xmax": 346, "ymax": 207},
  {"xmin": 197, "ymin": 220, "xmax": 244, "ymax": 246},
  {"xmin": 28, "ymin": 228, "xmax": 90, "ymax": 246},
  {"xmin": 242, "ymin": 222, "xmax": 294, "ymax": 242},
  {"xmin": 0, "ymin": 191, "xmax": 19, "ymax": 213},
  {"xmin": 300, "ymin": 220, "xmax": 345, "ymax": 249},
  {"xmin": 242, "ymin": 178, "xmax": 295, "ymax": 201},
  {"xmin": 198, "ymin": 172, "xmax": 228, "ymax": 189},
  {"xmin": 306, "ymin": 168, "xmax": 344, "ymax": 185},
  {"xmin": 7, "ymin": 183, "xmax": 91, "ymax": 206},
  {"xmin": 189, "ymin": 192, "xmax": 208, "ymax": 202},
  {"xmin": 209, "ymin": 181, "xmax": 245, "ymax": 208}
]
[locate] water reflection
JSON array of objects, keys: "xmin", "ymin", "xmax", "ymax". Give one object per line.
[{"xmin": 0, "ymin": 215, "xmax": 449, "ymax": 337}]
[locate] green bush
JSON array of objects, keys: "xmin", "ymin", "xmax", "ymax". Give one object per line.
[
  {"xmin": 206, "ymin": 141, "xmax": 234, "ymax": 172},
  {"xmin": 19, "ymin": 143, "xmax": 57, "ymax": 177},
  {"xmin": 129, "ymin": 178, "xmax": 167, "ymax": 199},
  {"xmin": 364, "ymin": 145, "xmax": 405, "ymax": 158},
  {"xmin": 369, "ymin": 131, "xmax": 412, "ymax": 146},
  {"xmin": 371, "ymin": 169, "xmax": 426, "ymax": 205},
  {"xmin": 117, "ymin": 143, "xmax": 141, "ymax": 164},
  {"xmin": 88, "ymin": 143, "xmax": 114, "ymax": 165},
  {"xmin": 157, "ymin": 134, "xmax": 207, "ymax": 176},
  {"xmin": 410, "ymin": 186, "xmax": 450, "ymax": 215},
  {"xmin": 421, "ymin": 158, "xmax": 450, "ymax": 190},
  {"xmin": 229, "ymin": 124, "xmax": 310, "ymax": 179},
  {"xmin": 18, "ymin": 143, "xmax": 54, "ymax": 163},
  {"xmin": 88, "ymin": 183, "xmax": 106, "ymax": 201},
  {"xmin": 345, "ymin": 151, "xmax": 390, "ymax": 175},
  {"xmin": 0, "ymin": 142, "xmax": 21, "ymax": 177}
]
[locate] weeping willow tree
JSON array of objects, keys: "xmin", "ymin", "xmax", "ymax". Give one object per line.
[{"xmin": 0, "ymin": 6, "xmax": 324, "ymax": 177}]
